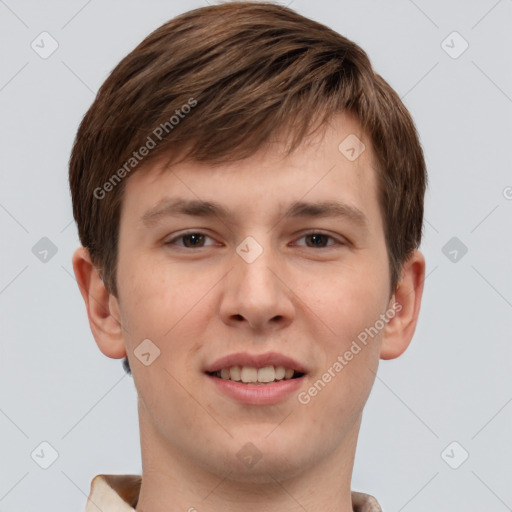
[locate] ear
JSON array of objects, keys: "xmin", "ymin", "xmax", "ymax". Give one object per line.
[
  {"xmin": 71, "ymin": 247, "xmax": 127, "ymax": 359},
  {"xmin": 380, "ymin": 250, "xmax": 426, "ymax": 360}
]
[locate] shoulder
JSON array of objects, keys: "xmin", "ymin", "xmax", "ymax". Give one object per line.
[
  {"xmin": 85, "ymin": 474, "xmax": 142, "ymax": 511},
  {"xmin": 351, "ymin": 490, "xmax": 382, "ymax": 512}
]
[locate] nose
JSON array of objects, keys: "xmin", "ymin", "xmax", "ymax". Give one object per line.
[{"xmin": 219, "ymin": 238, "xmax": 295, "ymax": 332}]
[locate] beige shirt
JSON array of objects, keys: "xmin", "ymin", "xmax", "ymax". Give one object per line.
[{"xmin": 84, "ymin": 474, "xmax": 382, "ymax": 511}]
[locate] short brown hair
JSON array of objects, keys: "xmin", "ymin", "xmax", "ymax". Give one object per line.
[{"xmin": 69, "ymin": 1, "xmax": 426, "ymax": 328}]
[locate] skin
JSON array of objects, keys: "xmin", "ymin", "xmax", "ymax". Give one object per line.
[{"xmin": 73, "ymin": 112, "xmax": 425, "ymax": 512}]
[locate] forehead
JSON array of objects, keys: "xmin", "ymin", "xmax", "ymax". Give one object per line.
[{"xmin": 120, "ymin": 112, "xmax": 382, "ymax": 233}]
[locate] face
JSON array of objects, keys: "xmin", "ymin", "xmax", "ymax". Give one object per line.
[{"xmin": 112, "ymin": 113, "xmax": 396, "ymax": 482}]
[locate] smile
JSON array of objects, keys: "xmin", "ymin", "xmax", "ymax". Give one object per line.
[{"xmin": 207, "ymin": 365, "xmax": 305, "ymax": 384}]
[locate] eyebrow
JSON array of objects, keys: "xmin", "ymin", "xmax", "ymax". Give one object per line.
[{"xmin": 140, "ymin": 198, "xmax": 369, "ymax": 231}]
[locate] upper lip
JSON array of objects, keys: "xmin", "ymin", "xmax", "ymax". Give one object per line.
[{"xmin": 204, "ymin": 351, "xmax": 308, "ymax": 374}]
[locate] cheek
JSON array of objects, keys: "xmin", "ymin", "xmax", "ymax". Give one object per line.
[
  {"xmin": 305, "ymin": 260, "xmax": 388, "ymax": 340},
  {"xmin": 304, "ymin": 263, "xmax": 387, "ymax": 415},
  {"xmin": 119, "ymin": 257, "xmax": 190, "ymax": 329},
  {"xmin": 118, "ymin": 258, "xmax": 216, "ymax": 366}
]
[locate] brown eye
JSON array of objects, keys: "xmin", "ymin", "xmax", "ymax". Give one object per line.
[
  {"xmin": 294, "ymin": 232, "xmax": 341, "ymax": 248},
  {"xmin": 165, "ymin": 232, "xmax": 216, "ymax": 248},
  {"xmin": 181, "ymin": 233, "xmax": 205, "ymax": 247},
  {"xmin": 305, "ymin": 234, "xmax": 331, "ymax": 247}
]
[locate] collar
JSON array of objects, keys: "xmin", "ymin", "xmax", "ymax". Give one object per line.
[{"xmin": 85, "ymin": 474, "xmax": 382, "ymax": 511}]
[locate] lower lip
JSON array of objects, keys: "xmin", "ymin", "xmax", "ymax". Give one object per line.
[{"xmin": 206, "ymin": 374, "xmax": 305, "ymax": 405}]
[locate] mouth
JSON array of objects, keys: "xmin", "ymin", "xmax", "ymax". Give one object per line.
[
  {"xmin": 205, "ymin": 366, "xmax": 306, "ymax": 385},
  {"xmin": 203, "ymin": 352, "xmax": 308, "ymax": 404}
]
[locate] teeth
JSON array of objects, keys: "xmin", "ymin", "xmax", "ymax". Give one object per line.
[
  {"xmin": 214, "ymin": 365, "xmax": 301, "ymax": 383},
  {"xmin": 258, "ymin": 366, "xmax": 275, "ymax": 382},
  {"xmin": 240, "ymin": 366, "xmax": 258, "ymax": 383},
  {"xmin": 229, "ymin": 366, "xmax": 241, "ymax": 381},
  {"xmin": 275, "ymin": 366, "xmax": 286, "ymax": 379}
]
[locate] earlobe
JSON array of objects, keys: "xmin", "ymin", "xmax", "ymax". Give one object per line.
[
  {"xmin": 380, "ymin": 250, "xmax": 426, "ymax": 360},
  {"xmin": 71, "ymin": 247, "xmax": 127, "ymax": 359}
]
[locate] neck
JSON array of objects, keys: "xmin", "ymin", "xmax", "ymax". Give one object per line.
[{"xmin": 135, "ymin": 408, "xmax": 362, "ymax": 512}]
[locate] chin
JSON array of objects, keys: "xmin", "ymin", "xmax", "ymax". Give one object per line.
[
  {"xmin": 203, "ymin": 441, "xmax": 313, "ymax": 484},
  {"xmin": 222, "ymin": 457, "xmax": 309, "ymax": 485}
]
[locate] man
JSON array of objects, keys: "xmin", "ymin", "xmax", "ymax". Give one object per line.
[{"xmin": 70, "ymin": 2, "xmax": 426, "ymax": 511}]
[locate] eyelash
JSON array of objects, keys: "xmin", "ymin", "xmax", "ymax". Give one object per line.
[{"xmin": 164, "ymin": 231, "xmax": 344, "ymax": 249}]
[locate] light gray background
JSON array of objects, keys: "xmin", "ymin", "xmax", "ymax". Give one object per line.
[{"xmin": 1, "ymin": 0, "xmax": 511, "ymax": 511}]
